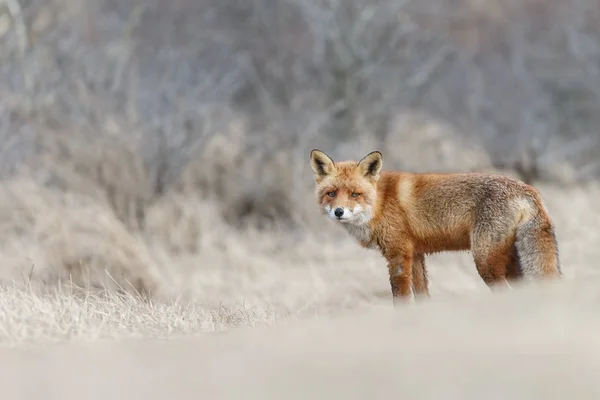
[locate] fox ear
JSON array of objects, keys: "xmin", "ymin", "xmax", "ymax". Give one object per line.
[
  {"xmin": 357, "ymin": 151, "xmax": 383, "ymax": 180},
  {"xmin": 310, "ymin": 149, "xmax": 335, "ymax": 182}
]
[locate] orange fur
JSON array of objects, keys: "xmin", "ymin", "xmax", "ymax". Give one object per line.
[{"xmin": 310, "ymin": 149, "xmax": 561, "ymax": 306}]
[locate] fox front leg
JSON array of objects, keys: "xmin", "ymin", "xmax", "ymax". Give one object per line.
[
  {"xmin": 411, "ymin": 253, "xmax": 430, "ymax": 300},
  {"xmin": 387, "ymin": 252, "xmax": 414, "ymax": 306}
]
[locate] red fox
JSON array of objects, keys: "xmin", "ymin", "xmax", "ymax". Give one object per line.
[{"xmin": 310, "ymin": 149, "xmax": 561, "ymax": 304}]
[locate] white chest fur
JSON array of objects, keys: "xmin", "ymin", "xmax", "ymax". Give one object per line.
[{"xmin": 343, "ymin": 223, "xmax": 377, "ymax": 249}]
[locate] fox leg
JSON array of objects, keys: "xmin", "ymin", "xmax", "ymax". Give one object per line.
[
  {"xmin": 505, "ymin": 245, "xmax": 523, "ymax": 284},
  {"xmin": 471, "ymin": 231, "xmax": 513, "ymax": 289},
  {"xmin": 411, "ymin": 253, "xmax": 430, "ymax": 300},
  {"xmin": 387, "ymin": 251, "xmax": 414, "ymax": 306}
]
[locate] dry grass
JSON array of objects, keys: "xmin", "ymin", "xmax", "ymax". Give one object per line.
[
  {"xmin": 0, "ymin": 177, "xmax": 599, "ymax": 348},
  {"xmin": 1, "ymin": 1, "xmax": 600, "ymax": 397},
  {"xmin": 0, "ymin": 285, "xmax": 280, "ymax": 346},
  {"xmin": 2, "ymin": 277, "xmax": 600, "ymax": 399}
]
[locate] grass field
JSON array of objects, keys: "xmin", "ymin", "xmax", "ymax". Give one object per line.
[
  {"xmin": 1, "ymin": 180, "xmax": 599, "ymax": 331},
  {"xmin": 1, "ymin": 0, "xmax": 600, "ymax": 397},
  {"xmin": 2, "ymin": 278, "xmax": 600, "ymax": 399},
  {"xmin": 0, "ymin": 179, "xmax": 599, "ymax": 398},
  {"xmin": 1, "ymin": 180, "xmax": 598, "ymax": 344}
]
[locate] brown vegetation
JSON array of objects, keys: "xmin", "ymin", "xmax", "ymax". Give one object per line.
[
  {"xmin": 0, "ymin": 0, "xmax": 598, "ymax": 350},
  {"xmin": 1, "ymin": 1, "xmax": 600, "ymax": 396}
]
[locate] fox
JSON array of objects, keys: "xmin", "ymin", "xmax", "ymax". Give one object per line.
[{"xmin": 309, "ymin": 149, "xmax": 561, "ymax": 305}]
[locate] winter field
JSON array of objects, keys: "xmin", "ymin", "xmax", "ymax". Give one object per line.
[
  {"xmin": 0, "ymin": 181, "xmax": 599, "ymax": 399},
  {"xmin": 2, "ymin": 0, "xmax": 600, "ymax": 398}
]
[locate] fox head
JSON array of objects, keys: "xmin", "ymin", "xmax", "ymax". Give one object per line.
[{"xmin": 310, "ymin": 149, "xmax": 382, "ymax": 225}]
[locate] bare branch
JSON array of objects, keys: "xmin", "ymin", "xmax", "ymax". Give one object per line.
[{"xmin": 3, "ymin": 0, "xmax": 29, "ymax": 55}]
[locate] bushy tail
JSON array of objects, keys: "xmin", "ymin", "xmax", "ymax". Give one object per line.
[{"xmin": 514, "ymin": 218, "xmax": 561, "ymax": 279}]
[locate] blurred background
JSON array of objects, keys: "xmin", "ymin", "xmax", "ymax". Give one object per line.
[{"xmin": 1, "ymin": 0, "xmax": 600, "ymax": 314}]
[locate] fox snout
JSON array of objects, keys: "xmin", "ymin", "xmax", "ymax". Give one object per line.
[
  {"xmin": 332, "ymin": 206, "xmax": 351, "ymax": 220},
  {"xmin": 324, "ymin": 204, "xmax": 368, "ymax": 223}
]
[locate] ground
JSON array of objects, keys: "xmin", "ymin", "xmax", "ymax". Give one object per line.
[
  {"xmin": 1, "ymin": 278, "xmax": 600, "ymax": 399},
  {"xmin": 0, "ymin": 182, "xmax": 599, "ymax": 398}
]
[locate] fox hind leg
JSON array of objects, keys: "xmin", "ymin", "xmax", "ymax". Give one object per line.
[
  {"xmin": 505, "ymin": 245, "xmax": 523, "ymax": 284},
  {"xmin": 471, "ymin": 230, "xmax": 514, "ymax": 290}
]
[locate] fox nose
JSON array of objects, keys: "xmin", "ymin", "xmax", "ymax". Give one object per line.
[{"xmin": 334, "ymin": 208, "xmax": 344, "ymax": 218}]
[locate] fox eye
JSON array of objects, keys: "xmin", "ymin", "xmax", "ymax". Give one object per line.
[
  {"xmin": 350, "ymin": 192, "xmax": 361, "ymax": 198},
  {"xmin": 327, "ymin": 191, "xmax": 336, "ymax": 197}
]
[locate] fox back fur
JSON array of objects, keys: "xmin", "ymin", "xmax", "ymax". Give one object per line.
[{"xmin": 309, "ymin": 149, "xmax": 561, "ymax": 304}]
